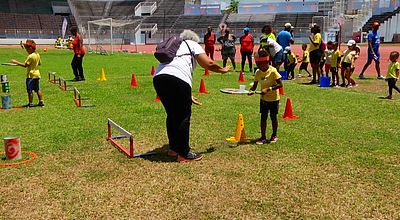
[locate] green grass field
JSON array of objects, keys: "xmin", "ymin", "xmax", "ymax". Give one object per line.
[{"xmin": 1, "ymin": 48, "xmax": 400, "ymax": 219}]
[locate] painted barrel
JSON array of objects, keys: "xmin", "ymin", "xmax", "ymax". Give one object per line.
[
  {"xmin": 1, "ymin": 95, "xmax": 11, "ymax": 109},
  {"xmin": 2, "ymin": 81, "xmax": 10, "ymax": 93},
  {"xmin": 0, "ymin": 75, "xmax": 7, "ymax": 83},
  {"xmin": 4, "ymin": 137, "xmax": 21, "ymax": 160}
]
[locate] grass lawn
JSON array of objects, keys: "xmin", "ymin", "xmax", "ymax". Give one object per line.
[{"xmin": 1, "ymin": 48, "xmax": 400, "ymax": 219}]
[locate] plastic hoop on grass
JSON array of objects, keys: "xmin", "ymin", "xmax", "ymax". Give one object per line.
[{"xmin": 0, "ymin": 151, "xmax": 38, "ymax": 167}]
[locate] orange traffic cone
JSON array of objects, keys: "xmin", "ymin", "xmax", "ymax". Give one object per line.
[
  {"xmin": 282, "ymin": 98, "xmax": 299, "ymax": 120},
  {"xmin": 198, "ymin": 79, "xmax": 208, "ymax": 94},
  {"xmin": 154, "ymin": 95, "xmax": 161, "ymax": 102},
  {"xmin": 150, "ymin": 66, "xmax": 155, "ymax": 76},
  {"xmin": 130, "ymin": 73, "xmax": 139, "ymax": 87},
  {"xmin": 204, "ymin": 69, "xmax": 210, "ymax": 76},
  {"xmin": 279, "ymin": 87, "xmax": 285, "ymax": 95},
  {"xmin": 238, "ymin": 71, "xmax": 246, "ymax": 82}
]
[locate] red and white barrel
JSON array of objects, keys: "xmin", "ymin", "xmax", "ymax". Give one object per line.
[{"xmin": 4, "ymin": 137, "xmax": 21, "ymax": 160}]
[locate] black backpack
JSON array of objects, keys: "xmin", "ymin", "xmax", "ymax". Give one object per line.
[{"xmin": 154, "ymin": 36, "xmax": 193, "ymax": 65}]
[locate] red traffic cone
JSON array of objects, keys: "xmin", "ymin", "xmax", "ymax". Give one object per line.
[
  {"xmin": 155, "ymin": 95, "xmax": 161, "ymax": 102},
  {"xmin": 150, "ymin": 66, "xmax": 155, "ymax": 76},
  {"xmin": 130, "ymin": 73, "xmax": 139, "ymax": 87},
  {"xmin": 198, "ymin": 79, "xmax": 208, "ymax": 94},
  {"xmin": 204, "ymin": 69, "xmax": 210, "ymax": 76},
  {"xmin": 282, "ymin": 98, "xmax": 299, "ymax": 120},
  {"xmin": 279, "ymin": 87, "xmax": 285, "ymax": 95},
  {"xmin": 238, "ymin": 71, "xmax": 246, "ymax": 82}
]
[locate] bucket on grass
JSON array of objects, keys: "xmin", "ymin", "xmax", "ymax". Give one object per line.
[
  {"xmin": 2, "ymin": 81, "xmax": 10, "ymax": 93},
  {"xmin": 320, "ymin": 76, "xmax": 331, "ymax": 87},
  {"xmin": 279, "ymin": 71, "xmax": 287, "ymax": 80},
  {"xmin": 4, "ymin": 137, "xmax": 21, "ymax": 160},
  {"xmin": 1, "ymin": 95, "xmax": 11, "ymax": 109},
  {"xmin": 0, "ymin": 75, "xmax": 7, "ymax": 83}
]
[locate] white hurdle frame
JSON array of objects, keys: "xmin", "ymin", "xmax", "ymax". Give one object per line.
[{"xmin": 107, "ymin": 118, "xmax": 155, "ymax": 158}]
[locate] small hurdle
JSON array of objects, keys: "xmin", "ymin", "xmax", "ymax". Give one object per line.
[
  {"xmin": 48, "ymin": 72, "xmax": 57, "ymax": 84},
  {"xmin": 73, "ymin": 87, "xmax": 95, "ymax": 108},
  {"xmin": 107, "ymin": 118, "xmax": 156, "ymax": 158},
  {"xmin": 59, "ymin": 77, "xmax": 73, "ymax": 91}
]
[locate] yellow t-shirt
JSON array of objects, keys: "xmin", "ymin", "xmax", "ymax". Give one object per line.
[
  {"xmin": 254, "ymin": 66, "xmax": 281, "ymax": 101},
  {"xmin": 309, "ymin": 33, "xmax": 321, "ymax": 52},
  {"xmin": 288, "ymin": 52, "xmax": 297, "ymax": 64},
  {"xmin": 331, "ymin": 49, "xmax": 342, "ymax": 67},
  {"xmin": 342, "ymin": 50, "xmax": 356, "ymax": 64},
  {"xmin": 266, "ymin": 33, "xmax": 276, "ymax": 41},
  {"xmin": 386, "ymin": 61, "xmax": 400, "ymax": 79},
  {"xmin": 25, "ymin": 52, "xmax": 41, "ymax": 79},
  {"xmin": 302, "ymin": 50, "xmax": 309, "ymax": 63}
]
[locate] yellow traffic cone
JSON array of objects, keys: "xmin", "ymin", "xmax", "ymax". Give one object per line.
[
  {"xmin": 98, "ymin": 68, "xmax": 107, "ymax": 81},
  {"xmin": 226, "ymin": 113, "xmax": 247, "ymax": 143}
]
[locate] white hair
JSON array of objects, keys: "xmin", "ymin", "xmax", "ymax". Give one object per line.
[{"xmin": 180, "ymin": 30, "xmax": 200, "ymax": 43}]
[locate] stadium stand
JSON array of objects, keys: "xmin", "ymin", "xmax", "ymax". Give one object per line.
[{"xmin": 361, "ymin": 7, "xmax": 400, "ymax": 32}]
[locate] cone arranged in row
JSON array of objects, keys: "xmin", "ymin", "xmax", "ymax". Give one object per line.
[
  {"xmin": 238, "ymin": 71, "xmax": 246, "ymax": 82},
  {"xmin": 282, "ymin": 98, "xmax": 299, "ymax": 120},
  {"xmin": 226, "ymin": 113, "xmax": 247, "ymax": 143},
  {"xmin": 279, "ymin": 87, "xmax": 285, "ymax": 95},
  {"xmin": 130, "ymin": 73, "xmax": 139, "ymax": 87},
  {"xmin": 98, "ymin": 68, "xmax": 107, "ymax": 81},
  {"xmin": 198, "ymin": 79, "xmax": 208, "ymax": 94},
  {"xmin": 150, "ymin": 66, "xmax": 155, "ymax": 76},
  {"xmin": 154, "ymin": 95, "xmax": 160, "ymax": 102},
  {"xmin": 204, "ymin": 69, "xmax": 210, "ymax": 76}
]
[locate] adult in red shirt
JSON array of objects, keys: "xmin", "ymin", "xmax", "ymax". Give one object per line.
[
  {"xmin": 70, "ymin": 27, "xmax": 86, "ymax": 81},
  {"xmin": 203, "ymin": 26, "xmax": 216, "ymax": 60},
  {"xmin": 239, "ymin": 27, "xmax": 254, "ymax": 73}
]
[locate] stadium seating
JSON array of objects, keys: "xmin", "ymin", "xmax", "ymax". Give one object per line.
[{"xmin": 361, "ymin": 7, "xmax": 400, "ymax": 32}]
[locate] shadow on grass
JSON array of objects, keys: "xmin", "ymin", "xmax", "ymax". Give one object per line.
[{"xmin": 142, "ymin": 144, "xmax": 216, "ymax": 163}]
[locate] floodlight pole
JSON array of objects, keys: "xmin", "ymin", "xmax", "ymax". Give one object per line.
[
  {"xmin": 110, "ymin": 18, "xmax": 113, "ymax": 54},
  {"xmin": 88, "ymin": 22, "xmax": 91, "ymax": 49}
]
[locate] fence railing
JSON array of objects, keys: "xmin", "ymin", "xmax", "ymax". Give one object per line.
[{"xmin": 0, "ymin": 29, "xmax": 63, "ymax": 39}]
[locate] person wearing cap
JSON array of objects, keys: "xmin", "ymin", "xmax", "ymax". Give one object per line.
[
  {"xmin": 239, "ymin": 27, "xmax": 254, "ymax": 73},
  {"xmin": 277, "ymin": 23, "xmax": 294, "ymax": 49},
  {"xmin": 340, "ymin": 40, "xmax": 359, "ymax": 87},
  {"xmin": 359, "ymin": 21, "xmax": 383, "ymax": 79},
  {"xmin": 70, "ymin": 27, "xmax": 86, "ymax": 81},
  {"xmin": 217, "ymin": 28, "xmax": 237, "ymax": 71},
  {"xmin": 248, "ymin": 50, "xmax": 283, "ymax": 144},
  {"xmin": 308, "ymin": 24, "xmax": 322, "ymax": 84},
  {"xmin": 277, "ymin": 23, "xmax": 295, "ymax": 73},
  {"xmin": 203, "ymin": 26, "xmax": 216, "ymax": 60},
  {"xmin": 10, "ymin": 40, "xmax": 44, "ymax": 107},
  {"xmin": 258, "ymin": 34, "xmax": 284, "ymax": 69}
]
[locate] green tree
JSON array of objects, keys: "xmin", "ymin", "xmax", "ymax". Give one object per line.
[{"xmin": 227, "ymin": 0, "xmax": 239, "ymax": 13}]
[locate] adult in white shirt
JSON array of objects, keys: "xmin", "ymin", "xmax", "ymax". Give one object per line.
[
  {"xmin": 260, "ymin": 37, "xmax": 283, "ymax": 69},
  {"xmin": 153, "ymin": 30, "xmax": 230, "ymax": 163}
]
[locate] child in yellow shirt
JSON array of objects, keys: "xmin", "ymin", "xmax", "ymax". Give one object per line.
[
  {"xmin": 299, "ymin": 44, "xmax": 311, "ymax": 77},
  {"xmin": 330, "ymin": 42, "xmax": 341, "ymax": 87},
  {"xmin": 285, "ymin": 46, "xmax": 297, "ymax": 80},
  {"xmin": 340, "ymin": 40, "xmax": 358, "ymax": 87},
  {"xmin": 11, "ymin": 40, "xmax": 44, "ymax": 107},
  {"xmin": 385, "ymin": 51, "xmax": 400, "ymax": 99},
  {"xmin": 248, "ymin": 50, "xmax": 283, "ymax": 144}
]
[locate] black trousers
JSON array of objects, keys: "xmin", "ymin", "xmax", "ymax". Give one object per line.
[
  {"xmin": 71, "ymin": 54, "xmax": 85, "ymax": 79},
  {"xmin": 241, "ymin": 51, "xmax": 253, "ymax": 72},
  {"xmin": 153, "ymin": 74, "xmax": 192, "ymax": 156},
  {"xmin": 388, "ymin": 78, "xmax": 400, "ymax": 96}
]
